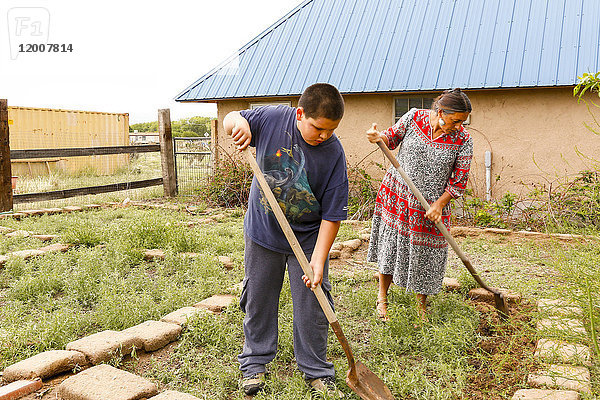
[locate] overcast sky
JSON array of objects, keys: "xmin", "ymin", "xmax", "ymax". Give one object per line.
[{"xmin": 0, "ymin": 0, "xmax": 302, "ymax": 123}]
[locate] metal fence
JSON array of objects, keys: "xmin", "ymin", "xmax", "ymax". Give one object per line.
[{"xmin": 173, "ymin": 137, "xmax": 212, "ymax": 195}]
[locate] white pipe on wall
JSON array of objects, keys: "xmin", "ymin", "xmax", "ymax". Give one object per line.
[{"xmin": 485, "ymin": 150, "xmax": 492, "ymax": 201}]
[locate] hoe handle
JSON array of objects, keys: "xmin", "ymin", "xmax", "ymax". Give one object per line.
[
  {"xmin": 376, "ymin": 141, "xmax": 499, "ymax": 294},
  {"xmin": 243, "ymin": 149, "xmax": 358, "ymax": 372}
]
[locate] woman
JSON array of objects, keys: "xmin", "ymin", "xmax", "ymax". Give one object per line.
[{"xmin": 366, "ymin": 89, "xmax": 473, "ymax": 322}]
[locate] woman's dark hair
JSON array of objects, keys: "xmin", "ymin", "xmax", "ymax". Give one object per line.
[
  {"xmin": 298, "ymin": 83, "xmax": 345, "ymax": 121},
  {"xmin": 432, "ymin": 88, "xmax": 472, "ymax": 114}
]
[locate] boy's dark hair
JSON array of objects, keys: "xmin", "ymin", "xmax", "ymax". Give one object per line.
[
  {"xmin": 433, "ymin": 88, "xmax": 472, "ymax": 113},
  {"xmin": 298, "ymin": 83, "xmax": 345, "ymax": 121}
]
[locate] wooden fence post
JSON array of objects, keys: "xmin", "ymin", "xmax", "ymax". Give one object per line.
[
  {"xmin": 158, "ymin": 109, "xmax": 177, "ymax": 197},
  {"xmin": 210, "ymin": 119, "xmax": 219, "ymax": 170},
  {"xmin": 0, "ymin": 100, "xmax": 13, "ymax": 212}
]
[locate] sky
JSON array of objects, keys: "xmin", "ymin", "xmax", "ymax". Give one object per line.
[{"xmin": 0, "ymin": 0, "xmax": 303, "ymax": 123}]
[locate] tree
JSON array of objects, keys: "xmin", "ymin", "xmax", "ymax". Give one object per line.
[{"xmin": 129, "ymin": 116, "xmax": 214, "ymax": 137}]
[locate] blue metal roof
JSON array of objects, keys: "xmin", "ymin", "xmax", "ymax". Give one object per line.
[{"xmin": 175, "ymin": 0, "xmax": 600, "ymax": 101}]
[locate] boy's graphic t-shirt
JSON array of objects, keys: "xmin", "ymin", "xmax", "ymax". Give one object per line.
[{"xmin": 240, "ymin": 105, "xmax": 348, "ymax": 253}]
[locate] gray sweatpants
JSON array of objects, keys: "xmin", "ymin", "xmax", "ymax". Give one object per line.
[{"xmin": 238, "ymin": 236, "xmax": 335, "ymax": 380}]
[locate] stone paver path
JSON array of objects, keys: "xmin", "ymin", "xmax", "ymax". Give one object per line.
[
  {"xmin": 2, "ymin": 350, "xmax": 87, "ymax": 382},
  {"xmin": 511, "ymin": 388, "xmax": 580, "ymax": 400},
  {"xmin": 527, "ymin": 364, "xmax": 591, "ymax": 394},
  {"xmin": 534, "ymin": 339, "xmax": 592, "ymax": 366},
  {"xmin": 57, "ymin": 364, "xmax": 158, "ymax": 400},
  {"xmin": 122, "ymin": 321, "xmax": 182, "ymax": 352},
  {"xmin": 66, "ymin": 330, "xmax": 140, "ymax": 365},
  {"xmin": 149, "ymin": 390, "xmax": 201, "ymax": 400}
]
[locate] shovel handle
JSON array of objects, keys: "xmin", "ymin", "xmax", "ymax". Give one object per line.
[{"xmin": 376, "ymin": 141, "xmax": 499, "ymax": 294}]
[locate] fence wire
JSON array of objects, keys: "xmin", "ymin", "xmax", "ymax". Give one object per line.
[{"xmin": 174, "ymin": 137, "xmax": 213, "ymax": 195}]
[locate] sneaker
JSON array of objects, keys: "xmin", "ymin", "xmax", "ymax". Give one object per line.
[
  {"xmin": 306, "ymin": 376, "xmax": 345, "ymax": 398},
  {"xmin": 241, "ymin": 372, "xmax": 265, "ymax": 396}
]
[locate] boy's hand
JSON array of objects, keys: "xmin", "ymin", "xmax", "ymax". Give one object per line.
[
  {"xmin": 231, "ymin": 120, "xmax": 252, "ymax": 151},
  {"xmin": 366, "ymin": 123, "xmax": 382, "ymax": 143},
  {"xmin": 302, "ymin": 261, "xmax": 324, "ymax": 289}
]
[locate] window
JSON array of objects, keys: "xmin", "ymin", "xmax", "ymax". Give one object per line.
[
  {"xmin": 249, "ymin": 101, "xmax": 292, "ymax": 109},
  {"xmin": 394, "ymin": 96, "xmax": 435, "ymax": 122}
]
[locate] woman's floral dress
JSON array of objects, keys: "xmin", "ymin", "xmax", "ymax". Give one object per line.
[{"xmin": 367, "ymin": 108, "xmax": 473, "ymax": 295}]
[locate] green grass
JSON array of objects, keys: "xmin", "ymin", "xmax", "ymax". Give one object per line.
[
  {"xmin": 0, "ymin": 207, "xmax": 245, "ymax": 367},
  {"xmin": 0, "ymin": 208, "xmax": 598, "ymax": 399}
]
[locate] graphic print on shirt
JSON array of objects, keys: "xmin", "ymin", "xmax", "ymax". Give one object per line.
[{"xmin": 259, "ymin": 139, "xmax": 319, "ymax": 222}]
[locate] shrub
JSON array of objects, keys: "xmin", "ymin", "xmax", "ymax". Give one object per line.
[{"xmin": 198, "ymin": 153, "xmax": 253, "ymax": 208}]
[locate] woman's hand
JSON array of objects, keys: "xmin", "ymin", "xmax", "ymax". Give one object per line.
[
  {"xmin": 366, "ymin": 123, "xmax": 382, "ymax": 143},
  {"xmin": 425, "ymin": 202, "xmax": 443, "ymax": 223}
]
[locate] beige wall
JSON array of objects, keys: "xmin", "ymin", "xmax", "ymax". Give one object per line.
[{"xmin": 213, "ymin": 87, "xmax": 600, "ymax": 199}]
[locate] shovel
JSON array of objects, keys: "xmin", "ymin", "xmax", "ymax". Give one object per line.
[
  {"xmin": 376, "ymin": 141, "xmax": 510, "ymax": 319},
  {"xmin": 243, "ymin": 148, "xmax": 394, "ymax": 400}
]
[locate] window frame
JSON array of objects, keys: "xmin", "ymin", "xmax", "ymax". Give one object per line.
[{"xmin": 393, "ymin": 95, "xmax": 436, "ymax": 122}]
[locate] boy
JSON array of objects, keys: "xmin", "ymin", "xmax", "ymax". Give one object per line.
[{"xmin": 223, "ymin": 83, "xmax": 348, "ymax": 398}]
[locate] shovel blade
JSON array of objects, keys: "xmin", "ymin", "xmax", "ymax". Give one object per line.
[{"xmin": 346, "ymin": 362, "xmax": 394, "ymax": 400}]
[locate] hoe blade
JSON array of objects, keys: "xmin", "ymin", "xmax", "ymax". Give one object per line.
[{"xmin": 346, "ymin": 362, "xmax": 394, "ymax": 400}]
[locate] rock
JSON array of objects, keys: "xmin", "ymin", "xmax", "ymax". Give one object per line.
[
  {"xmin": 483, "ymin": 228, "xmax": 511, "ymax": 234},
  {"xmin": 217, "ymin": 256, "xmax": 234, "ymax": 270},
  {"xmin": 63, "ymin": 206, "xmax": 83, "ymax": 212},
  {"xmin": 144, "ymin": 249, "xmax": 165, "ymax": 261},
  {"xmin": 160, "ymin": 307, "xmax": 209, "ymax": 326},
  {"xmin": 359, "ymin": 233, "xmax": 371, "ymax": 241},
  {"xmin": 527, "ymin": 364, "xmax": 591, "ymax": 394},
  {"xmin": 534, "ymin": 339, "xmax": 591, "ymax": 366},
  {"xmin": 0, "ymin": 379, "xmax": 43, "ymax": 400},
  {"xmin": 2, "ymin": 350, "xmax": 87, "ymax": 382},
  {"xmin": 56, "ymin": 364, "xmax": 158, "ymax": 400},
  {"xmin": 468, "ymin": 287, "xmax": 521, "ymax": 303},
  {"xmin": 5, "ymin": 230, "xmax": 31, "ymax": 238},
  {"xmin": 442, "ymin": 277, "xmax": 461, "ymax": 291},
  {"xmin": 30, "ymin": 234, "xmax": 58, "ymax": 242},
  {"xmin": 148, "ymin": 390, "xmax": 201, "ymax": 400},
  {"xmin": 537, "ymin": 299, "xmax": 582, "ymax": 316},
  {"xmin": 1, "ymin": 250, "xmax": 45, "ymax": 264},
  {"xmin": 329, "ymin": 250, "xmax": 341, "ymax": 259},
  {"xmin": 38, "ymin": 243, "xmax": 71, "ymax": 253},
  {"xmin": 194, "ymin": 294, "xmax": 235, "ymax": 313},
  {"xmin": 65, "ymin": 330, "xmax": 140, "ymax": 365},
  {"xmin": 45, "ymin": 207, "xmax": 66, "ymax": 214},
  {"xmin": 122, "ymin": 321, "xmax": 182, "ymax": 352},
  {"xmin": 340, "ymin": 248, "xmax": 354, "ymax": 259},
  {"xmin": 511, "ymin": 388, "xmax": 580, "ymax": 400},
  {"xmin": 537, "ymin": 318, "xmax": 587, "ymax": 336},
  {"xmin": 342, "ymin": 239, "xmax": 362, "ymax": 251},
  {"xmin": 19, "ymin": 210, "xmax": 46, "ymax": 216},
  {"xmin": 331, "ymin": 243, "xmax": 343, "ymax": 251}
]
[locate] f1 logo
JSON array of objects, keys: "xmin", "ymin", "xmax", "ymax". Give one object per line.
[{"xmin": 7, "ymin": 7, "xmax": 50, "ymax": 60}]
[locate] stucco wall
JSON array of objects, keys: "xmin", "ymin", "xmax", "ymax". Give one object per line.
[{"xmin": 214, "ymin": 87, "xmax": 600, "ymax": 199}]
